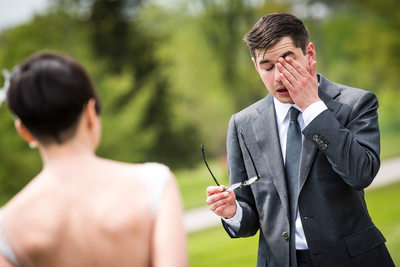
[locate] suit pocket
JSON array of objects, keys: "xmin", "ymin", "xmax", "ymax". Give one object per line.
[{"xmin": 344, "ymin": 225, "xmax": 386, "ymax": 257}]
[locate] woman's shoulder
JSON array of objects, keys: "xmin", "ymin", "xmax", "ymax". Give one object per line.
[
  {"xmin": 98, "ymin": 159, "xmax": 172, "ymax": 181},
  {"xmin": 97, "ymin": 159, "xmax": 173, "ymax": 214},
  {"xmin": 139, "ymin": 162, "xmax": 171, "ymax": 180},
  {"xmin": 136, "ymin": 163, "xmax": 172, "ymax": 215}
]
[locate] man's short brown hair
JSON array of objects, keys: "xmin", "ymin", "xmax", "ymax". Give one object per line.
[{"xmin": 244, "ymin": 12, "xmax": 309, "ymax": 58}]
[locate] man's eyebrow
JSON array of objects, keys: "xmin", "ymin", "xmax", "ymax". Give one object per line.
[
  {"xmin": 281, "ymin": 51, "xmax": 294, "ymax": 59},
  {"xmin": 258, "ymin": 59, "xmax": 272, "ymax": 65},
  {"xmin": 258, "ymin": 50, "xmax": 295, "ymax": 65}
]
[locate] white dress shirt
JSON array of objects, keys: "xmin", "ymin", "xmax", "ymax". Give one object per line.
[{"xmin": 223, "ymin": 97, "xmax": 327, "ymax": 249}]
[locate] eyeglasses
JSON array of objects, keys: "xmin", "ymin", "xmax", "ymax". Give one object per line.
[{"xmin": 201, "ymin": 131, "xmax": 260, "ymax": 192}]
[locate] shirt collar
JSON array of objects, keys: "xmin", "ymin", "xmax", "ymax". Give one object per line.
[{"xmin": 273, "ymin": 97, "xmax": 301, "ymax": 123}]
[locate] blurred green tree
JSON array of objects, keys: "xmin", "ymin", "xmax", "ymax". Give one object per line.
[{"xmin": 84, "ymin": 0, "xmax": 201, "ymax": 167}]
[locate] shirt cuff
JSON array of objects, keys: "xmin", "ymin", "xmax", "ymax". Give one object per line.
[
  {"xmin": 221, "ymin": 200, "xmax": 242, "ymax": 233},
  {"xmin": 302, "ymin": 101, "xmax": 328, "ymax": 126}
]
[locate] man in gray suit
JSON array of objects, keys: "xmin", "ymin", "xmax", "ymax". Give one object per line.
[{"xmin": 206, "ymin": 13, "xmax": 394, "ymax": 267}]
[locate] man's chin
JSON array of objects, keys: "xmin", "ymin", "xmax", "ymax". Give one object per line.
[{"xmin": 275, "ymin": 95, "xmax": 294, "ymax": 104}]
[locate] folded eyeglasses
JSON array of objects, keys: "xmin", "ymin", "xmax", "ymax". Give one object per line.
[{"xmin": 201, "ymin": 131, "xmax": 260, "ymax": 192}]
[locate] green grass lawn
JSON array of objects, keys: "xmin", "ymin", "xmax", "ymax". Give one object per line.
[
  {"xmin": 366, "ymin": 181, "xmax": 400, "ymax": 264},
  {"xmin": 187, "ymin": 181, "xmax": 400, "ymax": 266},
  {"xmin": 189, "ymin": 226, "xmax": 258, "ymax": 267}
]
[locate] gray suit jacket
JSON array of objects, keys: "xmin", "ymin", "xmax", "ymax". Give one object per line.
[{"xmin": 223, "ymin": 74, "xmax": 394, "ymax": 267}]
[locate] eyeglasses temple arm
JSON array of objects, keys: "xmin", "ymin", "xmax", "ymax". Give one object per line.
[
  {"xmin": 240, "ymin": 131, "xmax": 261, "ymax": 180},
  {"xmin": 201, "ymin": 144, "xmax": 220, "ymax": 186}
]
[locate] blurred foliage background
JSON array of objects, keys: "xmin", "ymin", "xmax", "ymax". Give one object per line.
[
  {"xmin": 1, "ymin": 0, "xmax": 400, "ymax": 204},
  {"xmin": 1, "ymin": 0, "xmax": 400, "ymax": 265}
]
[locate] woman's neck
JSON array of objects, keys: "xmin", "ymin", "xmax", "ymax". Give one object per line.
[{"xmin": 39, "ymin": 138, "xmax": 97, "ymax": 171}]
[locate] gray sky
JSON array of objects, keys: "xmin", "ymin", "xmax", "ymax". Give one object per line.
[{"xmin": 0, "ymin": 0, "xmax": 49, "ymax": 30}]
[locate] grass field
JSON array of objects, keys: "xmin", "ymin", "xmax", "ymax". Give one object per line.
[
  {"xmin": 187, "ymin": 181, "xmax": 400, "ymax": 266},
  {"xmin": 365, "ymin": 181, "xmax": 400, "ymax": 264}
]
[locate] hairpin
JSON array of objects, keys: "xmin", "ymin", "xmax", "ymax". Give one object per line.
[{"xmin": 0, "ymin": 66, "xmax": 20, "ymax": 108}]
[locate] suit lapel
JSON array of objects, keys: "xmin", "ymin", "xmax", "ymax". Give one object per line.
[
  {"xmin": 252, "ymin": 95, "xmax": 289, "ymax": 216},
  {"xmin": 298, "ymin": 74, "xmax": 343, "ymax": 192}
]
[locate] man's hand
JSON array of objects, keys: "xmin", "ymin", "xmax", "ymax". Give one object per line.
[
  {"xmin": 206, "ymin": 186, "xmax": 237, "ymax": 219},
  {"xmin": 277, "ymin": 56, "xmax": 319, "ymax": 110}
]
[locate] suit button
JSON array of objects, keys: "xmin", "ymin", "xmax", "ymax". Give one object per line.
[
  {"xmin": 322, "ymin": 144, "xmax": 328, "ymax": 150},
  {"xmin": 313, "ymin": 135, "xmax": 319, "ymax": 141},
  {"xmin": 318, "ymin": 140, "xmax": 324, "ymax": 146},
  {"xmin": 282, "ymin": 232, "xmax": 289, "ymax": 240}
]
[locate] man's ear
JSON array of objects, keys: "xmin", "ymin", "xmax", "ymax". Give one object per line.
[
  {"xmin": 306, "ymin": 42, "xmax": 316, "ymax": 62},
  {"xmin": 15, "ymin": 119, "xmax": 37, "ymax": 145}
]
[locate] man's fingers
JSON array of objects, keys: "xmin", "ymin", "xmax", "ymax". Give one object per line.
[
  {"xmin": 206, "ymin": 190, "xmax": 229, "ymax": 205},
  {"xmin": 284, "ymin": 56, "xmax": 309, "ymax": 77},
  {"xmin": 208, "ymin": 192, "xmax": 236, "ymax": 215},
  {"xmin": 206, "ymin": 190, "xmax": 235, "ymax": 207},
  {"xmin": 278, "ymin": 57, "xmax": 301, "ymax": 80},
  {"xmin": 206, "ymin": 190, "xmax": 236, "ymax": 218},
  {"xmin": 279, "ymin": 72, "xmax": 294, "ymax": 92},
  {"xmin": 208, "ymin": 195, "xmax": 231, "ymax": 211},
  {"xmin": 277, "ymin": 63, "xmax": 296, "ymax": 88},
  {"xmin": 206, "ymin": 185, "xmax": 225, "ymax": 197}
]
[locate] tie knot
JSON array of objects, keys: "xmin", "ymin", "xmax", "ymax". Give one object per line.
[{"xmin": 288, "ymin": 107, "xmax": 300, "ymax": 122}]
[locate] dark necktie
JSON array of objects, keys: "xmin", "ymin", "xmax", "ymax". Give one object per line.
[{"xmin": 285, "ymin": 107, "xmax": 302, "ymax": 249}]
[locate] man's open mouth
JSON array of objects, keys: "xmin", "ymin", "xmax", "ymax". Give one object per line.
[{"xmin": 276, "ymin": 86, "xmax": 288, "ymax": 94}]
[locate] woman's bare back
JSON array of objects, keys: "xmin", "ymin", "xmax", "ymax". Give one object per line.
[{"xmin": 2, "ymin": 158, "xmax": 169, "ymax": 267}]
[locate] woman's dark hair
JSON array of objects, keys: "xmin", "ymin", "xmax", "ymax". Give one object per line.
[
  {"xmin": 7, "ymin": 51, "xmax": 101, "ymax": 144},
  {"xmin": 244, "ymin": 12, "xmax": 309, "ymax": 58}
]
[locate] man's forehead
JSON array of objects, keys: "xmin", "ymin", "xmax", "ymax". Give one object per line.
[{"xmin": 255, "ymin": 41, "xmax": 296, "ymax": 59}]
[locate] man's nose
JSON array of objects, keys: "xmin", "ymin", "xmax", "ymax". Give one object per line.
[{"xmin": 274, "ymin": 66, "xmax": 281, "ymax": 83}]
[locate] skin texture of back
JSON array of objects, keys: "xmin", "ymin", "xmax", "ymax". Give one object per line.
[{"xmin": 2, "ymin": 159, "xmax": 157, "ymax": 267}]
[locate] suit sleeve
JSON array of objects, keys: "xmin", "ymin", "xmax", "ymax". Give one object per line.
[
  {"xmin": 302, "ymin": 91, "xmax": 380, "ymax": 190},
  {"xmin": 222, "ymin": 114, "xmax": 260, "ymax": 238}
]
